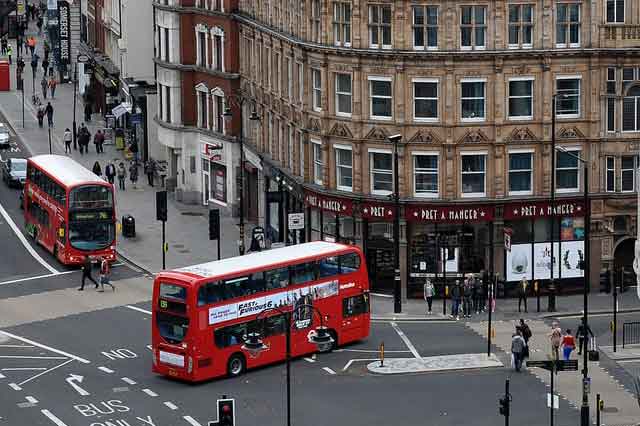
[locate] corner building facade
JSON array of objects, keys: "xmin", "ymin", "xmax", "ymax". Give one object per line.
[{"xmin": 229, "ymin": 1, "xmax": 640, "ymax": 298}]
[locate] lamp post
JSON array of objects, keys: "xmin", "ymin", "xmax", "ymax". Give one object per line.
[
  {"xmin": 388, "ymin": 134, "xmax": 402, "ymax": 314},
  {"xmin": 242, "ymin": 305, "xmax": 334, "ymax": 426},
  {"xmin": 550, "ymin": 94, "xmax": 557, "ymax": 308},
  {"xmin": 556, "ymin": 146, "xmax": 590, "ymax": 426},
  {"xmin": 223, "ymin": 96, "xmax": 260, "ymax": 256},
  {"xmin": 73, "ymin": 54, "xmax": 90, "ymax": 150}
]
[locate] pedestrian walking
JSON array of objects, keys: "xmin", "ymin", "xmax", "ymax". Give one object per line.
[
  {"xmin": 144, "ymin": 160, "xmax": 156, "ymax": 186},
  {"xmin": 36, "ymin": 106, "xmax": 44, "ymax": 128},
  {"xmin": 94, "ymin": 130, "xmax": 105, "ymax": 153},
  {"xmin": 42, "ymin": 57, "xmax": 49, "ymax": 75},
  {"xmin": 472, "ymin": 275, "xmax": 482, "ymax": 314},
  {"xmin": 28, "ymin": 37, "xmax": 35, "ymax": 56},
  {"xmin": 98, "ymin": 257, "xmax": 115, "ymax": 292},
  {"xmin": 105, "ymin": 161, "xmax": 116, "ymax": 184},
  {"xmin": 36, "ymin": 17, "xmax": 43, "ymax": 35},
  {"xmin": 519, "ymin": 318, "xmax": 532, "ymax": 346},
  {"xmin": 63, "ymin": 128, "xmax": 72, "ymax": 153},
  {"xmin": 40, "ymin": 76, "xmax": 48, "ymax": 99},
  {"xmin": 549, "ymin": 321, "xmax": 562, "ymax": 361},
  {"xmin": 79, "ymin": 124, "xmax": 91, "ymax": 154},
  {"xmin": 17, "ymin": 36, "xmax": 23, "ymax": 56},
  {"xmin": 451, "ymin": 280, "xmax": 462, "ymax": 321},
  {"xmin": 561, "ymin": 329, "xmax": 576, "ymax": 361},
  {"xmin": 84, "ymin": 103, "xmax": 92, "ymax": 122},
  {"xmin": 44, "ymin": 102, "xmax": 54, "ymax": 127},
  {"xmin": 511, "ymin": 329, "xmax": 526, "ymax": 372},
  {"xmin": 1, "ymin": 36, "xmax": 7, "ymax": 55},
  {"xmin": 129, "ymin": 162, "xmax": 138, "ymax": 189},
  {"xmin": 78, "ymin": 256, "xmax": 99, "ymax": 291},
  {"xmin": 117, "ymin": 162, "xmax": 127, "ymax": 190},
  {"xmin": 518, "ymin": 277, "xmax": 528, "ymax": 313},
  {"xmin": 48, "ymin": 77, "xmax": 57, "ymax": 98},
  {"xmin": 463, "ymin": 277, "xmax": 473, "ymax": 318},
  {"xmin": 6, "ymin": 44, "xmax": 12, "ymax": 65},
  {"xmin": 92, "ymin": 161, "xmax": 102, "ymax": 177},
  {"xmin": 17, "ymin": 57, "xmax": 24, "ymax": 75},
  {"xmin": 576, "ymin": 318, "xmax": 594, "ymax": 356},
  {"xmin": 423, "ymin": 278, "xmax": 435, "ymax": 315}
]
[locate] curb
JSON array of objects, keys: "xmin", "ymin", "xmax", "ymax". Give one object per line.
[
  {"xmin": 115, "ymin": 249, "xmax": 155, "ymax": 277},
  {"xmin": 541, "ymin": 308, "xmax": 640, "ymax": 319},
  {"xmin": 371, "ymin": 315, "xmax": 453, "ymax": 322}
]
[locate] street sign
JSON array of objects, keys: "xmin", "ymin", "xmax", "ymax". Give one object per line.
[
  {"xmin": 526, "ymin": 359, "xmax": 578, "ymax": 371},
  {"xmin": 288, "ymin": 212, "xmax": 305, "ymax": 230},
  {"xmin": 77, "ymin": 54, "xmax": 90, "ymax": 63}
]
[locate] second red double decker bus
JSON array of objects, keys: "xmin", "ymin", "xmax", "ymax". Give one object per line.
[{"xmin": 151, "ymin": 241, "xmax": 370, "ymax": 381}]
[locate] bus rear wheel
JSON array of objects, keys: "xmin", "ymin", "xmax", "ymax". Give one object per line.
[{"xmin": 227, "ymin": 353, "xmax": 246, "ymax": 377}]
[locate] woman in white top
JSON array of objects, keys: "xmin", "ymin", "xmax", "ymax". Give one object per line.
[{"xmin": 424, "ymin": 278, "xmax": 435, "ymax": 315}]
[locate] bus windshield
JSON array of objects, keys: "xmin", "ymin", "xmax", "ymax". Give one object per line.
[
  {"xmin": 156, "ymin": 311, "xmax": 189, "ymax": 344},
  {"xmin": 68, "ymin": 214, "xmax": 115, "ymax": 251},
  {"xmin": 70, "ymin": 185, "xmax": 113, "ymax": 210}
]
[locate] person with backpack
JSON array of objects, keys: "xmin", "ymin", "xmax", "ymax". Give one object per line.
[
  {"xmin": 92, "ymin": 161, "xmax": 102, "ymax": 177},
  {"xmin": 129, "ymin": 161, "xmax": 139, "ymax": 189},
  {"xmin": 423, "ymin": 278, "xmax": 435, "ymax": 315},
  {"xmin": 36, "ymin": 105, "xmax": 44, "ymax": 128},
  {"xmin": 549, "ymin": 322, "xmax": 562, "ymax": 361},
  {"xmin": 40, "ymin": 76, "xmax": 48, "ymax": 99},
  {"xmin": 44, "ymin": 102, "xmax": 54, "ymax": 128},
  {"xmin": 576, "ymin": 318, "xmax": 594, "ymax": 356},
  {"xmin": 451, "ymin": 280, "xmax": 462, "ymax": 321},
  {"xmin": 519, "ymin": 318, "xmax": 532, "ymax": 345},
  {"xmin": 562, "ymin": 329, "xmax": 576, "ymax": 360},
  {"xmin": 518, "ymin": 277, "xmax": 529, "ymax": 313},
  {"xmin": 99, "ymin": 257, "xmax": 115, "ymax": 292},
  {"xmin": 511, "ymin": 329, "xmax": 527, "ymax": 372}
]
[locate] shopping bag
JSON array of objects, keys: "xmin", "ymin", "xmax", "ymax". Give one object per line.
[{"xmin": 588, "ymin": 336, "xmax": 599, "ymax": 362}]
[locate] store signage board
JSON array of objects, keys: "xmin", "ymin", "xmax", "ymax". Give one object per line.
[
  {"xmin": 504, "ymin": 200, "xmax": 585, "ymax": 220},
  {"xmin": 304, "ymin": 191, "xmax": 353, "ymax": 216},
  {"xmin": 288, "ymin": 213, "xmax": 305, "ymax": 230},
  {"xmin": 361, "ymin": 202, "xmax": 394, "ymax": 220},
  {"xmin": 406, "ymin": 205, "xmax": 494, "ymax": 223},
  {"xmin": 58, "ymin": 1, "xmax": 71, "ymax": 65}
]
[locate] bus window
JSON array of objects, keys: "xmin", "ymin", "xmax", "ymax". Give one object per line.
[
  {"xmin": 318, "ymin": 256, "xmax": 340, "ymax": 278},
  {"xmin": 156, "ymin": 311, "xmax": 189, "ymax": 344},
  {"xmin": 265, "ymin": 267, "xmax": 289, "ymax": 290},
  {"xmin": 339, "ymin": 252, "xmax": 361, "ymax": 273},
  {"xmin": 343, "ymin": 294, "xmax": 369, "ymax": 318},
  {"xmin": 224, "ymin": 276, "xmax": 249, "ymax": 298},
  {"xmin": 160, "ymin": 283, "xmax": 187, "ymax": 301},
  {"xmin": 197, "ymin": 281, "xmax": 222, "ymax": 306},
  {"xmin": 264, "ymin": 315, "xmax": 286, "ymax": 337},
  {"xmin": 214, "ymin": 322, "xmax": 248, "ymax": 348},
  {"xmin": 290, "ymin": 262, "xmax": 317, "ymax": 284}
]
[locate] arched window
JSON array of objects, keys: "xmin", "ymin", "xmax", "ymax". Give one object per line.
[
  {"xmin": 623, "ymin": 85, "xmax": 640, "ymax": 132},
  {"xmin": 196, "ymin": 83, "xmax": 210, "ymax": 129},
  {"xmin": 195, "ymin": 24, "xmax": 209, "ymax": 68}
]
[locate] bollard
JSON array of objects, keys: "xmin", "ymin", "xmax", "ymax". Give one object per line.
[{"xmin": 379, "ymin": 342, "xmax": 385, "ymax": 367}]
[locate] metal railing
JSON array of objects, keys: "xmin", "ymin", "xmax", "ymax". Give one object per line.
[{"xmin": 622, "ymin": 322, "xmax": 640, "ymax": 348}]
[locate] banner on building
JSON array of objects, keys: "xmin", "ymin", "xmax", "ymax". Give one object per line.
[{"xmin": 58, "ymin": 1, "xmax": 71, "ymax": 65}]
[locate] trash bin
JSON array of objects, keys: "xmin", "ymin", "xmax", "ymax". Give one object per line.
[
  {"xmin": 0, "ymin": 61, "xmax": 10, "ymax": 91},
  {"xmin": 122, "ymin": 215, "xmax": 135, "ymax": 238}
]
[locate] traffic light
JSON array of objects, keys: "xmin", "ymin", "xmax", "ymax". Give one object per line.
[
  {"xmin": 499, "ymin": 396, "xmax": 509, "ymax": 417},
  {"xmin": 209, "ymin": 209, "xmax": 220, "ymax": 240},
  {"xmin": 156, "ymin": 190, "xmax": 167, "ymax": 222},
  {"xmin": 600, "ymin": 270, "xmax": 611, "ymax": 293},
  {"xmin": 217, "ymin": 398, "xmax": 235, "ymax": 426}
]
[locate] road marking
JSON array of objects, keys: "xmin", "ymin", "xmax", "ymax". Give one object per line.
[
  {"xmin": 164, "ymin": 401, "xmax": 179, "ymax": 410},
  {"xmin": 390, "ymin": 322, "xmax": 422, "ymax": 360},
  {"xmin": 0, "ymin": 271, "xmax": 76, "ymax": 287},
  {"xmin": 616, "ymin": 359, "xmax": 640, "ymax": 364},
  {"xmin": 26, "ymin": 396, "xmax": 38, "ymax": 404},
  {"xmin": 335, "ymin": 349, "xmax": 411, "ymax": 353},
  {"xmin": 19, "ymin": 359, "xmax": 74, "ymax": 386},
  {"xmin": 126, "ymin": 305, "xmax": 152, "ymax": 315},
  {"xmin": 122, "ymin": 377, "xmax": 137, "ymax": 385},
  {"xmin": 0, "ymin": 372, "xmax": 5, "ymax": 378},
  {"xmin": 9, "ymin": 382, "xmax": 22, "ymax": 390},
  {"xmin": 370, "ymin": 292, "xmax": 393, "ymax": 298},
  {"xmin": 0, "ymin": 344, "xmax": 35, "ymax": 348},
  {"xmin": 0, "ymin": 330, "xmax": 90, "ymax": 364},
  {"xmin": 371, "ymin": 320, "xmax": 453, "ymax": 324},
  {"xmin": 0, "ymin": 356, "xmax": 68, "ymax": 360},
  {"xmin": 303, "ymin": 357, "xmax": 316, "ymax": 363},
  {"xmin": 98, "ymin": 366, "xmax": 114, "ymax": 373},
  {"xmin": 342, "ymin": 358, "xmax": 380, "ymax": 371},
  {"xmin": 65, "ymin": 374, "xmax": 90, "ymax": 396},
  {"xmin": 112, "ymin": 387, "xmax": 129, "ymax": 393},
  {"xmin": 41, "ymin": 409, "xmax": 69, "ymax": 426},
  {"xmin": 0, "ymin": 202, "xmax": 59, "ymax": 274},
  {"xmin": 2, "ymin": 367, "xmax": 48, "ymax": 371},
  {"xmin": 322, "ymin": 367, "xmax": 336, "ymax": 375},
  {"xmin": 183, "ymin": 416, "xmax": 203, "ymax": 426},
  {"xmin": 142, "ymin": 388, "xmax": 158, "ymax": 397}
]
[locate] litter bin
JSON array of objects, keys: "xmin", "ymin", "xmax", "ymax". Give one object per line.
[
  {"xmin": 0, "ymin": 61, "xmax": 10, "ymax": 91},
  {"xmin": 122, "ymin": 215, "xmax": 136, "ymax": 238}
]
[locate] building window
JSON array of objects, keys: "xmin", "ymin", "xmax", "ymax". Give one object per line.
[
  {"xmin": 623, "ymin": 86, "xmax": 640, "ymax": 132},
  {"xmin": 555, "ymin": 77, "xmax": 581, "ymax": 118},
  {"xmin": 461, "ymin": 153, "xmax": 486, "ymax": 197},
  {"xmin": 196, "ymin": 27, "xmax": 208, "ymax": 67},
  {"xmin": 196, "ymin": 87, "xmax": 209, "ymax": 129},
  {"xmin": 413, "ymin": 154, "xmax": 438, "ymax": 197},
  {"xmin": 212, "ymin": 28, "xmax": 224, "ymax": 72},
  {"xmin": 412, "ymin": 5, "xmax": 438, "ymax": 50},
  {"xmin": 288, "ymin": 126, "xmax": 294, "ymax": 170},
  {"xmin": 162, "ymin": 27, "xmax": 170, "ymax": 62},
  {"xmin": 606, "ymin": 156, "xmax": 615, "ymax": 192},
  {"xmin": 369, "ymin": 76, "xmax": 392, "ymax": 120},
  {"xmin": 508, "ymin": 78, "xmax": 533, "ymax": 120},
  {"xmin": 370, "ymin": 151, "xmax": 393, "ymax": 195},
  {"xmin": 312, "ymin": 68, "xmax": 322, "ymax": 111},
  {"xmin": 274, "ymin": 52, "xmax": 281, "ymax": 94},
  {"xmin": 165, "ymin": 86, "xmax": 172, "ymax": 123},
  {"xmin": 556, "ymin": 149, "xmax": 581, "ymax": 192},
  {"xmin": 333, "ymin": 2, "xmax": 351, "ymax": 46},
  {"xmin": 606, "ymin": 0, "xmax": 624, "ymax": 24},
  {"xmin": 508, "ymin": 4, "xmax": 533, "ymax": 48},
  {"xmin": 461, "ymin": 79, "xmax": 486, "ymax": 121},
  {"xmin": 286, "ymin": 57, "xmax": 292, "ymax": 100},
  {"xmin": 607, "ymin": 68, "xmax": 616, "ymax": 132},
  {"xmin": 158, "ymin": 83, "xmax": 164, "ymax": 121},
  {"xmin": 311, "ymin": 0, "xmax": 321, "ymax": 43},
  {"xmin": 299, "ymin": 131, "xmax": 305, "ymax": 178},
  {"xmin": 312, "ymin": 140, "xmax": 324, "ymax": 185},
  {"xmin": 368, "ymin": 4, "xmax": 392, "ymax": 49},
  {"xmin": 335, "ymin": 147, "xmax": 353, "ymax": 192},
  {"xmin": 508, "ymin": 152, "xmax": 533, "ymax": 195},
  {"xmin": 335, "ymin": 73, "xmax": 352, "ymax": 116},
  {"xmin": 460, "ymin": 5, "xmax": 486, "ymax": 50},
  {"xmin": 556, "ymin": 2, "xmax": 580, "ymax": 47},
  {"xmin": 213, "ymin": 93, "xmax": 224, "ymax": 134},
  {"xmin": 297, "ymin": 63, "xmax": 304, "ymax": 104},
  {"xmin": 413, "ymin": 78, "xmax": 438, "ymax": 121},
  {"xmin": 621, "ymin": 155, "xmax": 636, "ymax": 192}
]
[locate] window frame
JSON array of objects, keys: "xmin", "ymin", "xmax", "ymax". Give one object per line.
[
  {"xmin": 620, "ymin": 155, "xmax": 636, "ymax": 193},
  {"xmin": 369, "ymin": 149, "xmax": 393, "ymax": 196},
  {"xmin": 508, "ymin": 77, "xmax": 534, "ymax": 121},
  {"xmin": 334, "ymin": 144, "xmax": 353, "ymax": 192},
  {"xmin": 622, "ymin": 86, "xmax": 640, "ymax": 133},
  {"xmin": 460, "ymin": 78, "xmax": 487, "ymax": 122},
  {"xmin": 412, "ymin": 5, "xmax": 439, "ymax": 51},
  {"xmin": 312, "ymin": 139, "xmax": 324, "ymax": 186},
  {"xmin": 508, "ymin": 149, "xmax": 534, "ymax": 196},
  {"xmin": 333, "ymin": 1, "xmax": 352, "ymax": 47},
  {"xmin": 555, "ymin": 146, "xmax": 581, "ymax": 193},
  {"xmin": 335, "ymin": 73, "xmax": 353, "ymax": 117},
  {"xmin": 368, "ymin": 4, "xmax": 393, "ymax": 49},
  {"xmin": 412, "ymin": 78, "xmax": 439, "ymax": 123},
  {"xmin": 368, "ymin": 76, "xmax": 393, "ymax": 121},
  {"xmin": 507, "ymin": 4, "xmax": 534, "ymax": 49},
  {"xmin": 460, "ymin": 152, "xmax": 487, "ymax": 198},
  {"xmin": 606, "ymin": 0, "xmax": 625, "ymax": 24},
  {"xmin": 605, "ymin": 156, "xmax": 615, "ymax": 192},
  {"xmin": 312, "ymin": 68, "xmax": 322, "ymax": 112},
  {"xmin": 460, "ymin": 5, "xmax": 487, "ymax": 50},
  {"xmin": 555, "ymin": 75, "xmax": 581, "ymax": 119},
  {"xmin": 555, "ymin": 2, "xmax": 581, "ymax": 48},
  {"xmin": 412, "ymin": 151, "xmax": 439, "ymax": 198}
]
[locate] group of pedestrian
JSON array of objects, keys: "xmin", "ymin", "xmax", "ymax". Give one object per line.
[
  {"xmin": 511, "ymin": 319, "xmax": 532, "ymax": 372},
  {"xmin": 447, "ymin": 275, "xmax": 484, "ymax": 320},
  {"xmin": 36, "ymin": 102, "xmax": 54, "ymax": 128},
  {"xmin": 40, "ymin": 75, "xmax": 57, "ymax": 99},
  {"xmin": 79, "ymin": 256, "xmax": 114, "ymax": 292}
]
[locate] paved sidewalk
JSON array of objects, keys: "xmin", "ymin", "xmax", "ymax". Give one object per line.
[
  {"xmin": 367, "ymin": 353, "xmax": 503, "ymax": 374},
  {"xmin": 0, "ymin": 21, "xmax": 244, "ymax": 273}
]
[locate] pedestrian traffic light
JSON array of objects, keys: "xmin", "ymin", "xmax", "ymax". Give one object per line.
[
  {"xmin": 217, "ymin": 398, "xmax": 235, "ymax": 426},
  {"xmin": 156, "ymin": 190, "xmax": 167, "ymax": 222},
  {"xmin": 209, "ymin": 209, "xmax": 220, "ymax": 240},
  {"xmin": 499, "ymin": 396, "xmax": 509, "ymax": 417}
]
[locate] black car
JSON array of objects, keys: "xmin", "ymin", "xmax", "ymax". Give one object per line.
[
  {"xmin": 0, "ymin": 123, "xmax": 10, "ymax": 149},
  {"xmin": 2, "ymin": 158, "xmax": 27, "ymax": 188}
]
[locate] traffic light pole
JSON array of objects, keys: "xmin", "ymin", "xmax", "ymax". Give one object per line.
[
  {"xmin": 162, "ymin": 220, "xmax": 165, "ymax": 270},
  {"xmin": 550, "ymin": 363, "xmax": 555, "ymax": 426},
  {"xmin": 581, "ymin": 162, "xmax": 590, "ymax": 426},
  {"xmin": 613, "ymin": 279, "xmax": 618, "ymax": 352}
]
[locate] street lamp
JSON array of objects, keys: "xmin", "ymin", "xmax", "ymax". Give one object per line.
[
  {"xmin": 223, "ymin": 98, "xmax": 260, "ymax": 256},
  {"xmin": 556, "ymin": 146, "xmax": 591, "ymax": 426},
  {"xmin": 242, "ymin": 304, "xmax": 333, "ymax": 426},
  {"xmin": 388, "ymin": 133, "xmax": 402, "ymax": 314}
]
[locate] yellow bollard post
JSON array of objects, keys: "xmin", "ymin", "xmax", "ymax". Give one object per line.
[{"xmin": 379, "ymin": 342, "xmax": 385, "ymax": 367}]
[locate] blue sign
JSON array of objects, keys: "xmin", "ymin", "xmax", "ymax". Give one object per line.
[{"xmin": 130, "ymin": 114, "xmax": 143, "ymax": 125}]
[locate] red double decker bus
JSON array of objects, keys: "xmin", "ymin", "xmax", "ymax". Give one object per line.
[
  {"xmin": 24, "ymin": 155, "xmax": 116, "ymax": 265},
  {"xmin": 151, "ymin": 241, "xmax": 370, "ymax": 381}
]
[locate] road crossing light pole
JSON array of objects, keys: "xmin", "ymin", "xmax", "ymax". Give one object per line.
[
  {"xmin": 389, "ymin": 134, "xmax": 402, "ymax": 314},
  {"xmin": 73, "ymin": 54, "xmax": 90, "ymax": 151},
  {"xmin": 47, "ymin": 125, "xmax": 52, "ymax": 154}
]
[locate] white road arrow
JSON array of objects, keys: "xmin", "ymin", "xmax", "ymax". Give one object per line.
[{"xmin": 65, "ymin": 374, "xmax": 90, "ymax": 396}]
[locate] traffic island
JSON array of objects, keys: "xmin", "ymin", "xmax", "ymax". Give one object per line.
[{"xmin": 367, "ymin": 353, "xmax": 503, "ymax": 375}]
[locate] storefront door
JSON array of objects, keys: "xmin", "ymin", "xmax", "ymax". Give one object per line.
[{"xmin": 366, "ymin": 238, "xmax": 395, "ymax": 294}]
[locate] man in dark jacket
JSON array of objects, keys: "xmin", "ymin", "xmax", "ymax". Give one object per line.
[
  {"xmin": 79, "ymin": 256, "xmax": 99, "ymax": 290},
  {"xmin": 451, "ymin": 280, "xmax": 462, "ymax": 320},
  {"xmin": 576, "ymin": 318, "xmax": 594, "ymax": 355},
  {"xmin": 44, "ymin": 102, "xmax": 54, "ymax": 127}
]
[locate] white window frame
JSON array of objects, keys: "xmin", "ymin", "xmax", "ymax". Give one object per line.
[
  {"xmin": 622, "ymin": 87, "xmax": 640, "ymax": 133},
  {"xmin": 195, "ymin": 83, "xmax": 209, "ymax": 129},
  {"xmin": 507, "ymin": 4, "xmax": 534, "ymax": 49},
  {"xmin": 297, "ymin": 62, "xmax": 304, "ymax": 104},
  {"xmin": 335, "ymin": 73, "xmax": 352, "ymax": 117},
  {"xmin": 620, "ymin": 155, "xmax": 636, "ymax": 193},
  {"xmin": 312, "ymin": 68, "xmax": 322, "ymax": 112},
  {"xmin": 334, "ymin": 144, "xmax": 353, "ymax": 192},
  {"xmin": 605, "ymin": 156, "xmax": 615, "ymax": 192},
  {"xmin": 606, "ymin": 0, "xmax": 625, "ymax": 24},
  {"xmin": 460, "ymin": 5, "xmax": 487, "ymax": 50},
  {"xmin": 312, "ymin": 139, "xmax": 324, "ymax": 185},
  {"xmin": 412, "ymin": 5, "xmax": 439, "ymax": 51},
  {"xmin": 412, "ymin": 78, "xmax": 439, "ymax": 123},
  {"xmin": 508, "ymin": 149, "xmax": 534, "ymax": 196},
  {"xmin": 555, "ymin": 75, "xmax": 581, "ymax": 119},
  {"xmin": 555, "ymin": 146, "xmax": 581, "ymax": 193},
  {"xmin": 460, "ymin": 78, "xmax": 487, "ymax": 122},
  {"xmin": 286, "ymin": 57, "xmax": 293, "ymax": 101},
  {"xmin": 555, "ymin": 2, "xmax": 581, "ymax": 48},
  {"xmin": 211, "ymin": 26, "xmax": 225, "ymax": 72},
  {"xmin": 369, "ymin": 149, "xmax": 393, "ymax": 196},
  {"xmin": 412, "ymin": 151, "xmax": 439, "ymax": 198},
  {"xmin": 333, "ymin": 1, "xmax": 352, "ymax": 47},
  {"xmin": 299, "ymin": 130, "xmax": 305, "ymax": 178},
  {"xmin": 508, "ymin": 77, "xmax": 534, "ymax": 121},
  {"xmin": 460, "ymin": 151, "xmax": 487, "ymax": 198},
  {"xmin": 368, "ymin": 4, "xmax": 392, "ymax": 49},
  {"xmin": 195, "ymin": 24, "xmax": 209, "ymax": 68},
  {"xmin": 211, "ymin": 87, "xmax": 225, "ymax": 134},
  {"xmin": 368, "ymin": 76, "xmax": 393, "ymax": 121}
]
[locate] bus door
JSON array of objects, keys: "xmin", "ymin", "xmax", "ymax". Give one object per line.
[{"xmin": 341, "ymin": 292, "xmax": 369, "ymax": 342}]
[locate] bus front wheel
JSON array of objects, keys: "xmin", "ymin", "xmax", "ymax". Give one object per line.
[{"xmin": 227, "ymin": 353, "xmax": 246, "ymax": 377}]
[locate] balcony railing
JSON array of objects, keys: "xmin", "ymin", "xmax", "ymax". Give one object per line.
[{"xmin": 603, "ymin": 25, "xmax": 640, "ymax": 41}]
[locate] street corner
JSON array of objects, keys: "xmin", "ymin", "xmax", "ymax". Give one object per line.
[{"xmin": 366, "ymin": 353, "xmax": 504, "ymax": 375}]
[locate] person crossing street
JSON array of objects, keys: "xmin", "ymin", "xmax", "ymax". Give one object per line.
[{"xmin": 78, "ymin": 256, "xmax": 99, "ymax": 291}]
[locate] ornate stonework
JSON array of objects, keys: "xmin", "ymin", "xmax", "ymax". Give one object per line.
[
  {"xmin": 457, "ymin": 129, "xmax": 490, "ymax": 144},
  {"xmin": 507, "ymin": 127, "xmax": 538, "ymax": 143},
  {"xmin": 365, "ymin": 126, "xmax": 389, "ymax": 141},
  {"xmin": 328, "ymin": 122, "xmax": 354, "ymax": 139},
  {"xmin": 408, "ymin": 130, "xmax": 443, "ymax": 144}
]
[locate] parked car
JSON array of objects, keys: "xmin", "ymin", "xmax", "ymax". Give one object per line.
[
  {"xmin": 2, "ymin": 158, "xmax": 27, "ymax": 188},
  {"xmin": 0, "ymin": 123, "xmax": 10, "ymax": 149}
]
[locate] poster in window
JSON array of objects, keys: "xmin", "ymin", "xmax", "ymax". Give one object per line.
[
  {"xmin": 560, "ymin": 240, "xmax": 585, "ymax": 279},
  {"xmin": 533, "ymin": 242, "xmax": 561, "ymax": 280},
  {"xmin": 561, "ymin": 218, "xmax": 585, "ymax": 240},
  {"xmin": 441, "ymin": 247, "xmax": 459, "ymax": 273},
  {"xmin": 506, "ymin": 244, "xmax": 532, "ymax": 282},
  {"xmin": 213, "ymin": 168, "xmax": 226, "ymax": 203}
]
